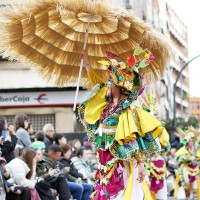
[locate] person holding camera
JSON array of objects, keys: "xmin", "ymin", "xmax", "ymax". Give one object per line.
[{"xmin": 0, "ymin": 117, "xmax": 18, "ymax": 163}]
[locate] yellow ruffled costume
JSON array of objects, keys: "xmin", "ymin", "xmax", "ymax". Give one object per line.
[
  {"xmin": 78, "ymin": 68, "xmax": 166, "ymax": 200},
  {"xmin": 115, "ymin": 108, "xmax": 163, "ymax": 145},
  {"xmin": 174, "ymin": 146, "xmax": 200, "ymax": 199},
  {"xmin": 85, "ymin": 68, "xmax": 163, "ymax": 140},
  {"xmin": 147, "ymin": 128, "xmax": 170, "ymax": 200}
]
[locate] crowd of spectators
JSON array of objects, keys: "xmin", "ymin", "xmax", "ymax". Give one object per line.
[
  {"xmin": 0, "ymin": 113, "xmax": 97, "ymax": 200},
  {"xmin": 0, "ymin": 112, "xmax": 183, "ymax": 199}
]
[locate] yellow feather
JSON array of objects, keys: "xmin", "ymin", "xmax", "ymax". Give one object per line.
[{"xmin": 97, "ymin": 60, "xmax": 110, "ymax": 66}]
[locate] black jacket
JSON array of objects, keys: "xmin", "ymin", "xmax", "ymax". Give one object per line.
[
  {"xmin": 36, "ymin": 153, "xmax": 58, "ymax": 180},
  {"xmin": 59, "ymin": 157, "xmax": 84, "ymax": 181},
  {"xmin": 44, "ymin": 136, "xmax": 54, "ymax": 152},
  {"xmin": 0, "ymin": 135, "xmax": 18, "ymax": 163}
]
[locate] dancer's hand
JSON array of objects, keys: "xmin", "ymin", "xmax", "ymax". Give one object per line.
[
  {"xmin": 82, "ymin": 50, "xmax": 90, "ymax": 71},
  {"xmin": 137, "ymin": 162, "xmax": 146, "ymax": 183}
]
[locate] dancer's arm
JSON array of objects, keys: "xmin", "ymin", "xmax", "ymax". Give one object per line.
[
  {"xmin": 137, "ymin": 160, "xmax": 146, "ymax": 183},
  {"xmin": 82, "ymin": 50, "xmax": 106, "ymax": 86},
  {"xmin": 82, "ymin": 50, "xmax": 91, "ymax": 72}
]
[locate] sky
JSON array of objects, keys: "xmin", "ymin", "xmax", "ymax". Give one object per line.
[{"xmin": 169, "ymin": 0, "xmax": 200, "ymax": 97}]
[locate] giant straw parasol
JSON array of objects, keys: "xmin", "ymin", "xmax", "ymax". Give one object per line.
[{"xmin": 0, "ymin": 0, "xmax": 171, "ymax": 109}]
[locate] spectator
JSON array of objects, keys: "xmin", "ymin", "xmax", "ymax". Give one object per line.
[
  {"xmin": 26, "ymin": 122, "xmax": 35, "ymax": 142},
  {"xmin": 7, "ymin": 123, "xmax": 15, "ymax": 135},
  {"xmin": 35, "ymin": 131, "xmax": 45, "ymax": 142},
  {"xmin": 32, "ymin": 131, "xmax": 46, "ymax": 154},
  {"xmin": 169, "ymin": 130, "xmax": 183, "ymax": 150},
  {"xmin": 14, "ymin": 113, "xmax": 32, "ymax": 155},
  {"xmin": 82, "ymin": 136, "xmax": 94, "ymax": 151},
  {"xmin": 166, "ymin": 148, "xmax": 177, "ymax": 197},
  {"xmin": 0, "ymin": 117, "xmax": 18, "ymax": 163},
  {"xmin": 0, "ymin": 154, "xmax": 9, "ymax": 199},
  {"xmin": 43, "ymin": 124, "xmax": 55, "ymax": 152},
  {"xmin": 67, "ymin": 140, "xmax": 73, "ymax": 147},
  {"xmin": 5, "ymin": 148, "xmax": 39, "ymax": 200},
  {"xmin": 71, "ymin": 149, "xmax": 94, "ymax": 183},
  {"xmin": 32, "ymin": 141, "xmax": 45, "ymax": 154},
  {"xmin": 36, "ymin": 144, "xmax": 71, "ymax": 200},
  {"xmin": 54, "ymin": 133, "xmax": 67, "ymax": 146},
  {"xmin": 1, "ymin": 149, "xmax": 24, "ymax": 200},
  {"xmin": 85, "ymin": 149, "xmax": 98, "ymax": 172},
  {"xmin": 60, "ymin": 144, "xmax": 93, "ymax": 200},
  {"xmin": 34, "ymin": 148, "xmax": 57, "ymax": 200},
  {"xmin": 166, "ymin": 148, "xmax": 178, "ymax": 176},
  {"xmin": 71, "ymin": 139, "xmax": 81, "ymax": 155}
]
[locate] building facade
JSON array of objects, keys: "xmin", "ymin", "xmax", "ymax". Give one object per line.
[
  {"xmin": 166, "ymin": 4, "xmax": 189, "ymax": 119},
  {"xmin": 112, "ymin": 0, "xmax": 189, "ymax": 120},
  {"xmin": 190, "ymin": 97, "xmax": 200, "ymax": 122},
  {"xmin": 0, "ymin": 59, "xmax": 87, "ymax": 133}
]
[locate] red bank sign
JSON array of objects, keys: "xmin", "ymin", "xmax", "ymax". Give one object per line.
[{"xmin": 0, "ymin": 91, "xmax": 88, "ymax": 107}]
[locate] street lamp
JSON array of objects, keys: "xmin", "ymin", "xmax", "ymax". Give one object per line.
[{"xmin": 173, "ymin": 55, "xmax": 200, "ymax": 128}]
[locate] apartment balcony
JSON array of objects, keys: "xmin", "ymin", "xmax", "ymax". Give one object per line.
[
  {"xmin": 171, "ymin": 75, "xmax": 190, "ymax": 93},
  {"xmin": 168, "ymin": 25, "xmax": 187, "ymax": 48},
  {"xmin": 170, "ymin": 61, "xmax": 189, "ymax": 78},
  {"xmin": 176, "ymin": 95, "xmax": 189, "ymax": 108},
  {"xmin": 176, "ymin": 82, "xmax": 189, "ymax": 93},
  {"xmin": 171, "ymin": 43, "xmax": 188, "ymax": 62}
]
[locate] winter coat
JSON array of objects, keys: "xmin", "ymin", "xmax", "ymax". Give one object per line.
[
  {"xmin": 59, "ymin": 157, "xmax": 84, "ymax": 182},
  {"xmin": 0, "ymin": 157, "xmax": 9, "ymax": 195},
  {"xmin": 44, "ymin": 136, "xmax": 54, "ymax": 152},
  {"xmin": 36, "ymin": 153, "xmax": 71, "ymax": 182},
  {"xmin": 0, "ymin": 135, "xmax": 18, "ymax": 163},
  {"xmin": 36, "ymin": 153, "xmax": 57, "ymax": 180},
  {"xmin": 71, "ymin": 157, "xmax": 93, "ymax": 180},
  {"xmin": 15, "ymin": 128, "xmax": 32, "ymax": 149},
  {"xmin": 5, "ymin": 158, "xmax": 35, "ymax": 189},
  {"xmin": 85, "ymin": 155, "xmax": 98, "ymax": 172}
]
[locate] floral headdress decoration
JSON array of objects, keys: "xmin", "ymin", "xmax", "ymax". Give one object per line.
[
  {"xmin": 175, "ymin": 126, "xmax": 198, "ymax": 146},
  {"xmin": 98, "ymin": 46, "xmax": 154, "ymax": 93}
]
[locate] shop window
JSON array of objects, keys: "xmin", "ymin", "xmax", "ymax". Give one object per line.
[{"xmin": 5, "ymin": 114, "xmax": 55, "ymax": 133}]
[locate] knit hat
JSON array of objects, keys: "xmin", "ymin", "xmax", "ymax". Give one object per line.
[{"xmin": 32, "ymin": 141, "xmax": 45, "ymax": 150}]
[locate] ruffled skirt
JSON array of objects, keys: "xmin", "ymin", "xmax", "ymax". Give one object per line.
[
  {"xmin": 94, "ymin": 108, "xmax": 163, "ymax": 161},
  {"xmin": 93, "ymin": 151, "xmax": 151, "ymax": 200}
]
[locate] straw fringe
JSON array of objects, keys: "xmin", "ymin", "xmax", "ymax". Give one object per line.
[{"xmin": 0, "ymin": 0, "xmax": 171, "ymax": 87}]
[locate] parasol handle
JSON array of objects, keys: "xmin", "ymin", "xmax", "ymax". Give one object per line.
[{"xmin": 73, "ymin": 15, "xmax": 93, "ymax": 111}]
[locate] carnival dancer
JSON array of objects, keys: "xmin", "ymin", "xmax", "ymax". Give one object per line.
[
  {"xmin": 78, "ymin": 47, "xmax": 167, "ymax": 200},
  {"xmin": 174, "ymin": 126, "xmax": 200, "ymax": 199},
  {"xmin": 139, "ymin": 91, "xmax": 170, "ymax": 200}
]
